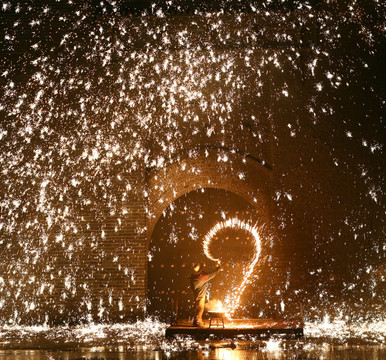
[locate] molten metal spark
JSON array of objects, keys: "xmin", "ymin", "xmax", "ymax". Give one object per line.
[
  {"xmin": 206, "ymin": 299, "xmax": 225, "ymax": 312},
  {"xmin": 214, "ymin": 300, "xmax": 224, "ymax": 312},
  {"xmin": 203, "ymin": 218, "xmax": 262, "ymax": 316}
]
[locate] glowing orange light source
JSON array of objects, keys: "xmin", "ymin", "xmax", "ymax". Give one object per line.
[{"xmin": 213, "ymin": 300, "xmax": 224, "ymax": 312}]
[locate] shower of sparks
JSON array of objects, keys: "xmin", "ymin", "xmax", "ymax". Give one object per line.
[
  {"xmin": 0, "ymin": 0, "xmax": 384, "ymax": 327},
  {"xmin": 203, "ymin": 218, "xmax": 262, "ymax": 315},
  {"xmin": 0, "ymin": 317, "xmax": 384, "ymax": 353}
]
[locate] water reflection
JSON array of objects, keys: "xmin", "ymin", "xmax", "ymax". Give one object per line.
[
  {"xmin": 0, "ymin": 345, "xmax": 385, "ymax": 360},
  {"xmin": 216, "ymin": 348, "xmax": 249, "ymax": 360}
]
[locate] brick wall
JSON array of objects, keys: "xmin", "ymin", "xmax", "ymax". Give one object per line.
[
  {"xmin": 0, "ymin": 3, "xmax": 383, "ymax": 323},
  {"xmin": 146, "ymin": 147, "xmax": 273, "ymax": 237}
]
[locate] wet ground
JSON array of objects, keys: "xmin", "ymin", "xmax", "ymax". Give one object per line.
[
  {"xmin": 0, "ymin": 343, "xmax": 385, "ymax": 360},
  {"xmin": 0, "ymin": 320, "xmax": 384, "ymax": 359}
]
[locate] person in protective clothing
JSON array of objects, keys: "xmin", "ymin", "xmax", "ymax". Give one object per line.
[{"xmin": 190, "ymin": 262, "xmax": 222, "ymax": 327}]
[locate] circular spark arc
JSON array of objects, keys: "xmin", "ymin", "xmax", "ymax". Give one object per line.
[{"xmin": 203, "ymin": 218, "xmax": 262, "ymax": 316}]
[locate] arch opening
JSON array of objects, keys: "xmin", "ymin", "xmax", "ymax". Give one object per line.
[{"xmin": 147, "ymin": 187, "xmax": 272, "ymax": 320}]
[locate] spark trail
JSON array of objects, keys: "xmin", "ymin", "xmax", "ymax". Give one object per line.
[{"xmin": 203, "ymin": 218, "xmax": 262, "ymax": 315}]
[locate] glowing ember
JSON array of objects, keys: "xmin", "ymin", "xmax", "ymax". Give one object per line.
[
  {"xmin": 206, "ymin": 299, "xmax": 226, "ymax": 313},
  {"xmin": 213, "ymin": 300, "xmax": 225, "ymax": 313},
  {"xmin": 203, "ymin": 218, "xmax": 262, "ymax": 316}
]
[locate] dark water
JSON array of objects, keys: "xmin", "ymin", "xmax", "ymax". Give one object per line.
[{"xmin": 0, "ymin": 343, "xmax": 385, "ymax": 360}]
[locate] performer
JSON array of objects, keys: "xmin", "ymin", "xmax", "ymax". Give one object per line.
[{"xmin": 190, "ymin": 262, "xmax": 222, "ymax": 327}]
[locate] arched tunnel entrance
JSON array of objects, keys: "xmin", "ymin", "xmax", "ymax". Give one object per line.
[
  {"xmin": 145, "ymin": 148, "xmax": 277, "ymax": 320},
  {"xmin": 147, "ymin": 188, "xmax": 275, "ymax": 320}
]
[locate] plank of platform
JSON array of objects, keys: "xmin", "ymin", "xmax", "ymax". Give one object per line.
[{"xmin": 165, "ymin": 319, "xmax": 304, "ymax": 339}]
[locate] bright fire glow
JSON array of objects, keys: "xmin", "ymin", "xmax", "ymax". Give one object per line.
[
  {"xmin": 208, "ymin": 299, "xmax": 225, "ymax": 312},
  {"xmin": 214, "ymin": 300, "xmax": 224, "ymax": 312},
  {"xmin": 203, "ymin": 218, "xmax": 262, "ymax": 316}
]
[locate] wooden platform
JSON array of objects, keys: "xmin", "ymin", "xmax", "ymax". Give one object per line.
[{"xmin": 165, "ymin": 318, "xmax": 304, "ymax": 339}]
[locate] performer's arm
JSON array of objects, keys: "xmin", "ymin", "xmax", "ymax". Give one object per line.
[{"xmin": 207, "ymin": 267, "xmax": 222, "ymax": 281}]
